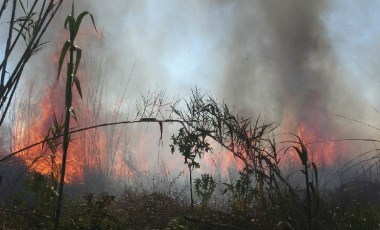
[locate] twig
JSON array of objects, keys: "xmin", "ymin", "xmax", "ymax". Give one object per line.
[{"xmin": 0, "ymin": 118, "xmax": 196, "ymax": 163}]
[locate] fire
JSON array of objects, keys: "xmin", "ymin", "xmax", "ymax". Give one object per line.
[
  {"xmin": 280, "ymin": 95, "xmax": 345, "ymax": 167},
  {"xmin": 202, "ymin": 148, "xmax": 245, "ymax": 176},
  {"xmin": 12, "ymin": 76, "xmax": 137, "ymax": 184},
  {"xmin": 293, "ymin": 122, "xmax": 336, "ymax": 166},
  {"xmin": 11, "ymin": 26, "xmax": 136, "ymax": 184}
]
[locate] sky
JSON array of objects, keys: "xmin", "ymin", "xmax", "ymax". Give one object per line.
[{"xmin": 324, "ymin": 0, "xmax": 380, "ymax": 106}]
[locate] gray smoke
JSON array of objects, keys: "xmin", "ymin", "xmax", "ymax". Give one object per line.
[
  {"xmin": 219, "ymin": 1, "xmax": 330, "ymax": 120},
  {"xmin": 216, "ymin": 1, "xmax": 375, "ymax": 146},
  {"xmin": 4, "ymin": 0, "xmax": 380, "ymax": 185}
]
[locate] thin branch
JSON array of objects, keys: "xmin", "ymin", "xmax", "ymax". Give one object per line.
[
  {"xmin": 1, "ymin": 0, "xmax": 16, "ymax": 86},
  {"xmin": 0, "ymin": 118, "xmax": 194, "ymax": 163},
  {"xmin": 0, "ymin": 0, "xmax": 9, "ymax": 20}
]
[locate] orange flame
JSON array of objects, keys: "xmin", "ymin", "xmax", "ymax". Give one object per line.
[
  {"xmin": 12, "ymin": 27, "xmax": 135, "ymax": 184},
  {"xmin": 280, "ymin": 95, "xmax": 346, "ymax": 168}
]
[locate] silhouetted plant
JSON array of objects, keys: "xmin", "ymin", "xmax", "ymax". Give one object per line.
[
  {"xmin": 0, "ymin": 0, "xmax": 64, "ymax": 126},
  {"xmin": 194, "ymin": 173, "xmax": 216, "ymax": 210},
  {"xmin": 83, "ymin": 192, "xmax": 116, "ymax": 229},
  {"xmin": 170, "ymin": 126, "xmax": 212, "ymax": 211},
  {"xmin": 223, "ymin": 170, "xmax": 259, "ymax": 214},
  {"xmin": 170, "ymin": 89, "xmax": 293, "ymax": 199},
  {"xmin": 286, "ymin": 135, "xmax": 320, "ymax": 230}
]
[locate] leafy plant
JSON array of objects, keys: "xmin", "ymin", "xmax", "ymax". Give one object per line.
[
  {"xmin": 170, "ymin": 126, "xmax": 212, "ymax": 211},
  {"xmin": 223, "ymin": 170, "xmax": 259, "ymax": 214},
  {"xmin": 194, "ymin": 173, "xmax": 216, "ymax": 209}
]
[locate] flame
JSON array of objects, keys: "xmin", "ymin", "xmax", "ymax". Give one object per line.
[
  {"xmin": 202, "ymin": 148, "xmax": 245, "ymax": 176},
  {"xmin": 280, "ymin": 95, "xmax": 346, "ymax": 167},
  {"xmin": 11, "ymin": 27, "xmax": 136, "ymax": 184},
  {"xmin": 12, "ymin": 79, "xmax": 137, "ymax": 184}
]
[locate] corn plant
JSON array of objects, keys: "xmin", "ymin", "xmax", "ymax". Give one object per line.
[
  {"xmin": 287, "ymin": 135, "xmax": 320, "ymax": 230},
  {"xmin": 53, "ymin": 1, "xmax": 96, "ymax": 229}
]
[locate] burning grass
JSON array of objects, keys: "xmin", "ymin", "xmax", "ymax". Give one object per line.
[
  {"xmin": 2, "ymin": 1, "xmax": 380, "ymax": 229},
  {"xmin": 2, "ymin": 89, "xmax": 380, "ymax": 229}
]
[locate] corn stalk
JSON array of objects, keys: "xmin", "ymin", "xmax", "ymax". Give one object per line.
[
  {"xmin": 53, "ymin": 2, "xmax": 96, "ymax": 229},
  {"xmin": 287, "ymin": 135, "xmax": 319, "ymax": 230}
]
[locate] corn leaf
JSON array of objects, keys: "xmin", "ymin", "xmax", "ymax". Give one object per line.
[
  {"xmin": 73, "ymin": 46, "xmax": 81, "ymax": 77},
  {"xmin": 57, "ymin": 40, "xmax": 71, "ymax": 80},
  {"xmin": 73, "ymin": 76, "xmax": 82, "ymax": 99},
  {"xmin": 301, "ymin": 144, "xmax": 308, "ymax": 164},
  {"xmin": 64, "ymin": 15, "xmax": 75, "ymax": 34},
  {"xmin": 311, "ymin": 162, "xmax": 318, "ymax": 188},
  {"xmin": 73, "ymin": 11, "xmax": 97, "ymax": 40},
  {"xmin": 292, "ymin": 145, "xmax": 307, "ymax": 166}
]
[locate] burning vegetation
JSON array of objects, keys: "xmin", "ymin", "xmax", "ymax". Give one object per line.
[{"xmin": 1, "ymin": 0, "xmax": 380, "ymax": 229}]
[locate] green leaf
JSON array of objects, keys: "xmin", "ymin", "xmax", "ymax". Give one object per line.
[
  {"xmin": 57, "ymin": 40, "xmax": 72, "ymax": 80},
  {"xmin": 73, "ymin": 76, "xmax": 83, "ymax": 99},
  {"xmin": 71, "ymin": 0, "xmax": 75, "ymax": 17},
  {"xmin": 73, "ymin": 11, "xmax": 97, "ymax": 40},
  {"xmin": 73, "ymin": 46, "xmax": 81, "ymax": 77},
  {"xmin": 64, "ymin": 15, "xmax": 75, "ymax": 33},
  {"xmin": 311, "ymin": 162, "xmax": 318, "ymax": 188}
]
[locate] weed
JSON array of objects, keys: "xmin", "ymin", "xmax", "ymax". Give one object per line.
[{"xmin": 194, "ymin": 173, "xmax": 216, "ymax": 210}]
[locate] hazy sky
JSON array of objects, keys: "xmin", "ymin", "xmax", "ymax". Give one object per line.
[
  {"xmin": 0, "ymin": 1, "xmax": 378, "ymax": 106},
  {"xmin": 71, "ymin": 0, "xmax": 380, "ymax": 115},
  {"xmin": 325, "ymin": 0, "xmax": 380, "ymax": 106}
]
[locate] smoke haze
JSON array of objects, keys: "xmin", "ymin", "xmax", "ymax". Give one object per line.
[{"xmin": 2, "ymin": 0, "xmax": 380, "ymax": 186}]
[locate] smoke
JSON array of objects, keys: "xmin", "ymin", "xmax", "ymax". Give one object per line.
[
  {"xmin": 219, "ymin": 1, "xmax": 330, "ymax": 119},
  {"xmin": 215, "ymin": 0, "xmax": 380, "ymax": 162},
  {"xmin": 2, "ymin": 0, "xmax": 380, "ymax": 188}
]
